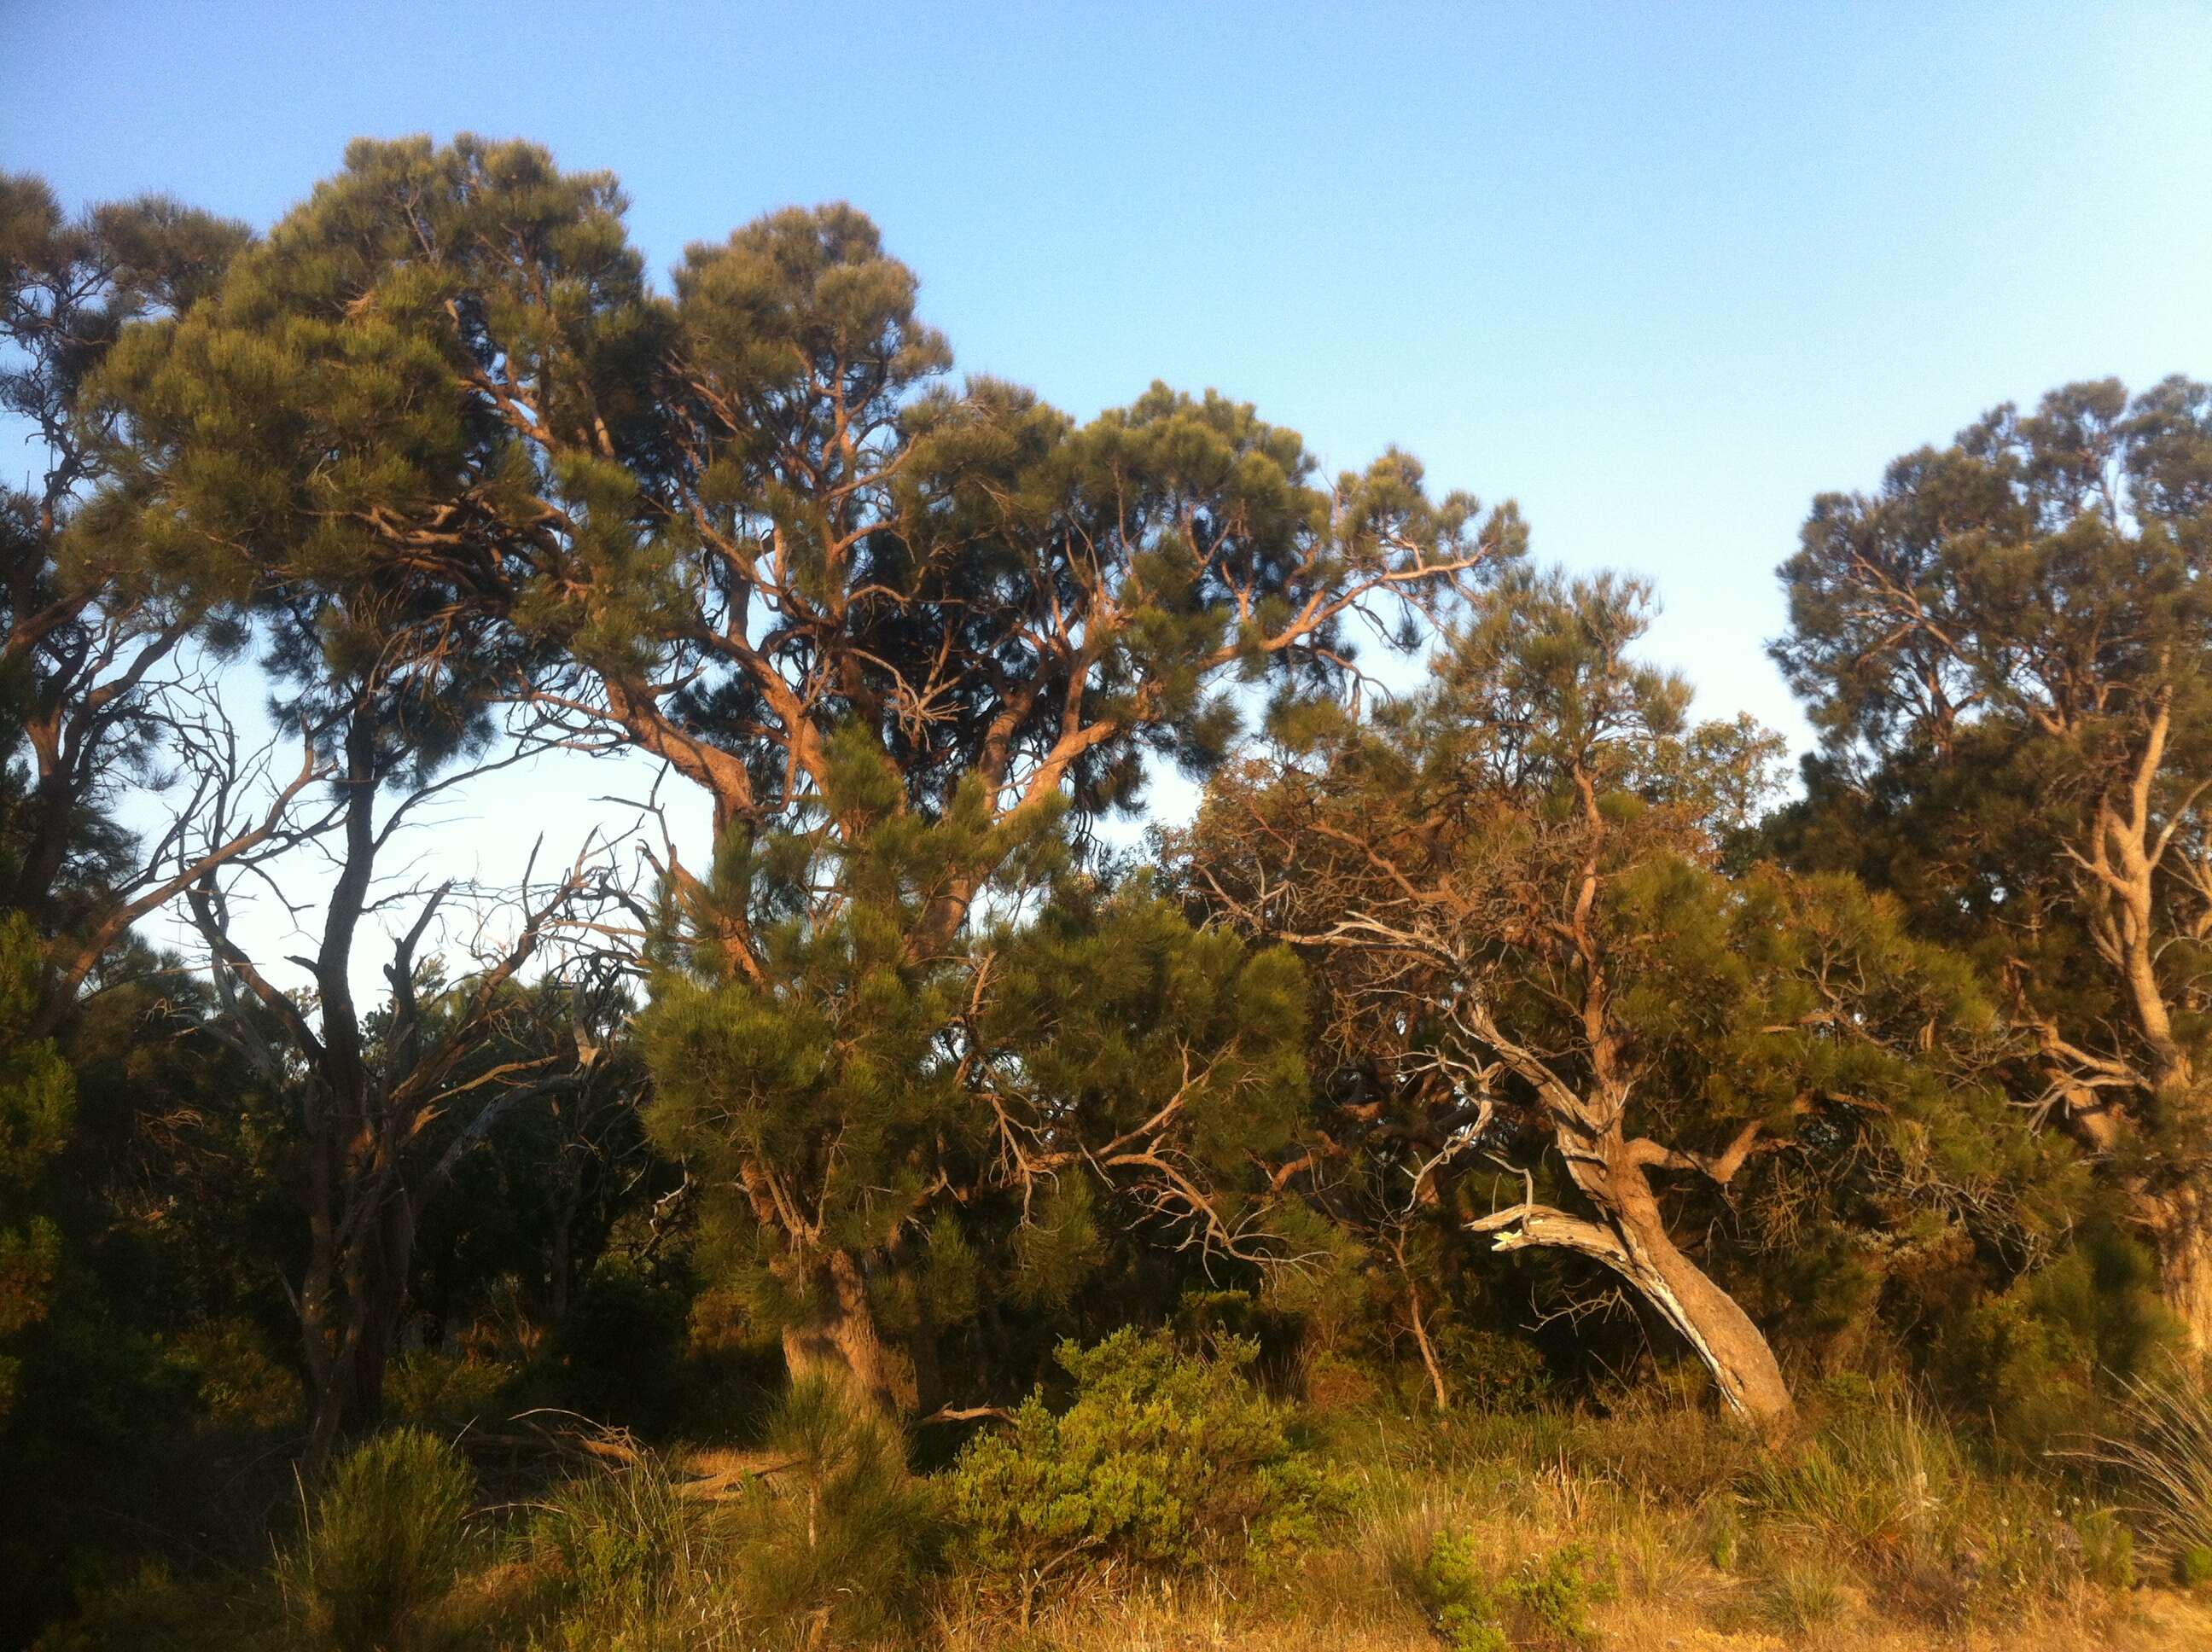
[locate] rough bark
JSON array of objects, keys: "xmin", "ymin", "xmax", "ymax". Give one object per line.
[
  {"xmin": 779, "ymin": 1248, "xmax": 916, "ymax": 1418},
  {"xmin": 2144, "ymin": 1183, "xmax": 2212, "ymax": 1353},
  {"xmin": 1473, "ymin": 1153, "xmax": 1795, "ymax": 1430}
]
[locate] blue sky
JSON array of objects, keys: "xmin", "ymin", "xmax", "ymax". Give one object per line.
[
  {"xmin": 7, "ymin": 1, "xmax": 2211, "ymax": 971},
  {"xmin": 9, "ymin": 1, "xmax": 2211, "ymax": 731}
]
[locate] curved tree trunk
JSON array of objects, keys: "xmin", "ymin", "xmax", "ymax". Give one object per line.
[{"xmin": 1472, "ymin": 1155, "xmax": 1794, "ymax": 1430}]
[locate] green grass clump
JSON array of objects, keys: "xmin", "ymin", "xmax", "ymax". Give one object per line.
[
  {"xmin": 2095, "ymin": 1364, "xmax": 2212, "ymax": 1569},
  {"xmin": 280, "ymin": 1428, "xmax": 476, "ymax": 1652},
  {"xmin": 525, "ymin": 1441, "xmax": 725, "ymax": 1643},
  {"xmin": 729, "ymin": 1377, "xmax": 939, "ymax": 1644}
]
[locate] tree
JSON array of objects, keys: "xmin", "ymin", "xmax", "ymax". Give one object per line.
[
  {"xmin": 1, "ymin": 174, "xmax": 262, "ymax": 979},
  {"xmin": 640, "ymin": 733, "xmax": 1313, "ymax": 1413},
  {"xmin": 180, "ymin": 702, "xmax": 626, "ymax": 1466},
  {"xmin": 1181, "ymin": 567, "xmax": 2018, "ymax": 1427},
  {"xmin": 1772, "ymin": 376, "xmax": 2212, "ymax": 1344},
  {"xmin": 92, "ymin": 135, "xmax": 1518, "ymax": 1406}
]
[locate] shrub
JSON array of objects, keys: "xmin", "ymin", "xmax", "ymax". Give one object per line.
[
  {"xmin": 1501, "ymin": 1544, "xmax": 1616, "ymax": 1650},
  {"xmin": 31, "ymin": 1562, "xmax": 267, "ymax": 1652},
  {"xmin": 280, "ymin": 1428, "xmax": 475, "ymax": 1652},
  {"xmin": 940, "ymin": 1329, "xmax": 1351, "ymax": 1610},
  {"xmin": 386, "ymin": 1350, "xmax": 515, "ymax": 1433},
  {"xmin": 170, "ymin": 1320, "xmax": 302, "ymax": 1433},
  {"xmin": 1416, "ymin": 1533, "xmax": 1616, "ymax": 1652},
  {"xmin": 1419, "ymin": 1530, "xmax": 1507, "ymax": 1652},
  {"xmin": 530, "ymin": 1265, "xmax": 690, "ymax": 1432},
  {"xmin": 1435, "ymin": 1324, "xmax": 1553, "ymax": 1412}
]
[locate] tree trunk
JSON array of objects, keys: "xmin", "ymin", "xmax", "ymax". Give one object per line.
[
  {"xmin": 780, "ymin": 1248, "xmax": 915, "ymax": 1417},
  {"xmin": 1608, "ymin": 1180, "xmax": 1796, "ymax": 1428},
  {"xmin": 1476, "ymin": 1156, "xmax": 1795, "ymax": 1430},
  {"xmin": 2145, "ymin": 1183, "xmax": 2212, "ymax": 1353}
]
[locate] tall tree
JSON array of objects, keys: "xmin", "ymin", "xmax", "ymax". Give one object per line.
[
  {"xmin": 182, "ymin": 710, "xmax": 624, "ymax": 1467},
  {"xmin": 1, "ymin": 174, "xmax": 255, "ymax": 967},
  {"xmin": 93, "ymin": 136, "xmax": 1516, "ymax": 1405},
  {"xmin": 1772, "ymin": 376, "xmax": 2212, "ymax": 1343},
  {"xmin": 1183, "ymin": 568, "xmax": 2018, "ymax": 1427}
]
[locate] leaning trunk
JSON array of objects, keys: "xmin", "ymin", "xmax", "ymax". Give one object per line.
[
  {"xmin": 780, "ymin": 1248, "xmax": 915, "ymax": 1417},
  {"xmin": 1607, "ymin": 1178, "xmax": 1796, "ymax": 1428},
  {"xmin": 1477, "ymin": 1151, "xmax": 1796, "ymax": 1430}
]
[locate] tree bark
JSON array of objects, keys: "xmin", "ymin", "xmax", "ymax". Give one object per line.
[
  {"xmin": 779, "ymin": 1248, "xmax": 916, "ymax": 1417},
  {"xmin": 2144, "ymin": 1184, "xmax": 2212, "ymax": 1353},
  {"xmin": 1474, "ymin": 1155, "xmax": 1795, "ymax": 1430}
]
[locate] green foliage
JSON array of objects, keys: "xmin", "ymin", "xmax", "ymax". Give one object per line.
[
  {"xmin": 28, "ymin": 1562, "xmax": 266, "ymax": 1652},
  {"xmin": 385, "ymin": 1350, "xmax": 515, "ymax": 1434},
  {"xmin": 941, "ymin": 1328, "xmax": 1351, "ymax": 1597},
  {"xmin": 529, "ymin": 1263, "xmax": 689, "ymax": 1432},
  {"xmin": 1417, "ymin": 1534, "xmax": 1616, "ymax": 1652},
  {"xmin": 171, "ymin": 1318, "xmax": 303, "ymax": 1432},
  {"xmin": 280, "ymin": 1428, "xmax": 477, "ymax": 1652},
  {"xmin": 1419, "ymin": 1531, "xmax": 1509, "ymax": 1652},
  {"xmin": 1435, "ymin": 1324, "xmax": 1553, "ymax": 1412},
  {"xmin": 1932, "ymin": 1220, "xmax": 2180, "ymax": 1458},
  {"xmin": 0, "ymin": 910, "xmax": 73, "ymax": 1416}
]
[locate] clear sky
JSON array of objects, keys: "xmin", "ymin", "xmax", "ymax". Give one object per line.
[{"xmin": 6, "ymin": 1, "xmax": 2211, "ymax": 977}]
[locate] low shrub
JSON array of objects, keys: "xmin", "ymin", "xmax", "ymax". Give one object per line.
[
  {"xmin": 387, "ymin": 1350, "xmax": 516, "ymax": 1434},
  {"xmin": 1416, "ymin": 1533, "xmax": 1616, "ymax": 1652},
  {"xmin": 30, "ymin": 1562, "xmax": 269, "ymax": 1652},
  {"xmin": 279, "ymin": 1428, "xmax": 476, "ymax": 1652},
  {"xmin": 940, "ymin": 1328, "xmax": 1352, "ymax": 1613}
]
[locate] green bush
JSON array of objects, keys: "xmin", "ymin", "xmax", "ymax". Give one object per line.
[
  {"xmin": 1502, "ymin": 1544, "xmax": 1616, "ymax": 1649},
  {"xmin": 280, "ymin": 1428, "xmax": 476, "ymax": 1652},
  {"xmin": 1435, "ymin": 1324, "xmax": 1553, "ymax": 1412},
  {"xmin": 387, "ymin": 1350, "xmax": 515, "ymax": 1433},
  {"xmin": 940, "ymin": 1328, "xmax": 1351, "ymax": 1603},
  {"xmin": 1419, "ymin": 1530, "xmax": 1508, "ymax": 1652},
  {"xmin": 1416, "ymin": 1534, "xmax": 1616, "ymax": 1652},
  {"xmin": 31, "ymin": 1562, "xmax": 268, "ymax": 1652}
]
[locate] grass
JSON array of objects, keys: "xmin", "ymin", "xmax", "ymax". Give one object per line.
[
  {"xmin": 42, "ymin": 1370, "xmax": 2212, "ymax": 1652},
  {"xmin": 2095, "ymin": 1361, "xmax": 2212, "ymax": 1581}
]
